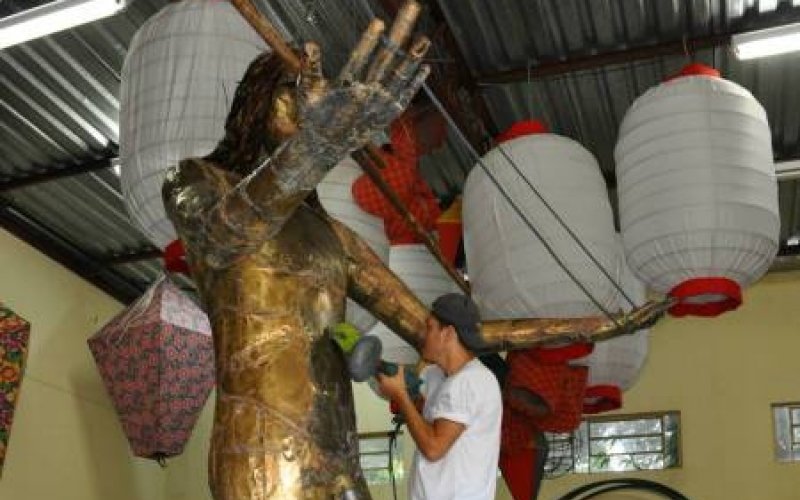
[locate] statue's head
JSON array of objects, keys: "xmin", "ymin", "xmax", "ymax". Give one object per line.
[{"xmin": 206, "ymin": 52, "xmax": 300, "ymax": 176}]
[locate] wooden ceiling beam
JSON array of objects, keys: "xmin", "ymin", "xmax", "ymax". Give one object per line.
[
  {"xmin": 0, "ymin": 151, "xmax": 116, "ymax": 193},
  {"xmin": 0, "ymin": 199, "xmax": 143, "ymax": 303}
]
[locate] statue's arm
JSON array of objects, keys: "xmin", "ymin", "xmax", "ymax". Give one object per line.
[
  {"xmin": 477, "ymin": 299, "xmax": 673, "ymax": 352},
  {"xmin": 329, "ymin": 218, "xmax": 428, "ymax": 350},
  {"xmin": 331, "ymin": 210, "xmax": 672, "ymax": 355}
]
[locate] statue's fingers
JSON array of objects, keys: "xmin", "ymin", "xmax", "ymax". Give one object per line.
[
  {"xmin": 365, "ymin": 0, "xmax": 421, "ymax": 84},
  {"xmin": 386, "ymin": 35, "xmax": 430, "ymax": 95},
  {"xmin": 338, "ymin": 18, "xmax": 385, "ymax": 85},
  {"xmin": 396, "ymin": 64, "xmax": 430, "ymax": 110},
  {"xmin": 300, "ymin": 42, "xmax": 327, "ymax": 105}
]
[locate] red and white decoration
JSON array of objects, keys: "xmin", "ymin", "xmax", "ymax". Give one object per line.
[
  {"xmin": 88, "ymin": 276, "xmax": 215, "ymax": 460},
  {"xmin": 463, "ymin": 120, "xmax": 620, "ymax": 320},
  {"xmin": 318, "ymin": 157, "xmax": 390, "ymax": 334},
  {"xmin": 615, "ymin": 63, "xmax": 779, "ymax": 317},
  {"xmin": 119, "ymin": 0, "xmax": 266, "ymax": 248}
]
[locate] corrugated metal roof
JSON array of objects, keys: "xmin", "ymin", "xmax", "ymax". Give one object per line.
[
  {"xmin": 0, "ymin": 0, "xmax": 167, "ymax": 299},
  {"xmin": 1, "ymin": 0, "xmax": 800, "ymax": 301}
]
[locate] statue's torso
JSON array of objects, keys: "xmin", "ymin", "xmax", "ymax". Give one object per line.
[{"xmin": 165, "ymin": 160, "xmax": 367, "ymax": 499}]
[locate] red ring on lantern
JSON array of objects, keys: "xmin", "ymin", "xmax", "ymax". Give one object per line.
[
  {"xmin": 667, "ymin": 277, "xmax": 742, "ymax": 317},
  {"xmin": 496, "ymin": 120, "xmax": 549, "ymax": 144},
  {"xmin": 582, "ymin": 384, "xmax": 622, "ymax": 414},
  {"xmin": 163, "ymin": 239, "xmax": 190, "ymax": 275},
  {"xmin": 665, "ymin": 62, "xmax": 721, "ymax": 81}
]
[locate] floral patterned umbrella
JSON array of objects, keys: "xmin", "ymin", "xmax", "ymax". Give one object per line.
[
  {"xmin": 0, "ymin": 303, "xmax": 30, "ymax": 478},
  {"xmin": 88, "ymin": 275, "xmax": 214, "ymax": 461}
]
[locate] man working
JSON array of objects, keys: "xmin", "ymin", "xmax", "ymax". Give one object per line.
[{"xmin": 378, "ymin": 293, "xmax": 502, "ymax": 500}]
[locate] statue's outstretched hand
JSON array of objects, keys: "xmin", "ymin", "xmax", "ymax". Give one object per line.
[
  {"xmin": 618, "ymin": 298, "xmax": 676, "ymax": 333},
  {"xmin": 298, "ymin": 3, "xmax": 430, "ymax": 153}
]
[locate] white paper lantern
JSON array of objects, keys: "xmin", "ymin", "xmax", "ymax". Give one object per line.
[
  {"xmin": 318, "ymin": 157, "xmax": 390, "ymax": 333},
  {"xmin": 463, "ymin": 122, "xmax": 620, "ymax": 321},
  {"xmin": 615, "ymin": 64, "xmax": 779, "ymax": 317},
  {"xmin": 369, "ymin": 244, "xmax": 459, "ymax": 364},
  {"xmin": 576, "ymin": 239, "xmax": 649, "ymax": 392},
  {"xmin": 119, "ymin": 0, "xmax": 267, "ymax": 248}
]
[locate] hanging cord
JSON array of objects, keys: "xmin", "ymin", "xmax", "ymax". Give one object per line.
[
  {"xmin": 682, "ymin": 34, "xmax": 692, "ymax": 61},
  {"xmin": 387, "ymin": 421, "xmax": 403, "ymax": 500},
  {"xmin": 422, "ymin": 83, "xmax": 629, "ymax": 323},
  {"xmin": 527, "ymin": 57, "xmax": 535, "ymax": 116}
]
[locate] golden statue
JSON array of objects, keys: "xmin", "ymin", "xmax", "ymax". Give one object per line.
[{"xmin": 162, "ymin": 5, "xmax": 668, "ymax": 499}]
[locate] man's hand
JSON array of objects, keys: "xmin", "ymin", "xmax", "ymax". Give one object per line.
[
  {"xmin": 297, "ymin": 1, "xmax": 431, "ymax": 153},
  {"xmin": 377, "ymin": 364, "xmax": 408, "ymax": 403}
]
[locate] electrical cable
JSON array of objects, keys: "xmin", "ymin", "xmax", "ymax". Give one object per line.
[
  {"xmin": 387, "ymin": 420, "xmax": 403, "ymax": 500},
  {"xmin": 553, "ymin": 478, "xmax": 693, "ymax": 500}
]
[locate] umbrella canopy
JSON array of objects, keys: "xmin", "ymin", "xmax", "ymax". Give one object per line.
[{"xmin": 88, "ymin": 276, "xmax": 214, "ymax": 460}]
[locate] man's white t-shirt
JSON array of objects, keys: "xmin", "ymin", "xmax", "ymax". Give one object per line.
[{"xmin": 409, "ymin": 358, "xmax": 502, "ymax": 500}]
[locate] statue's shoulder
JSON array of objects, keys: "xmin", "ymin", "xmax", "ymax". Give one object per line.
[
  {"xmin": 163, "ymin": 158, "xmax": 240, "ymax": 203},
  {"xmin": 163, "ymin": 158, "xmax": 227, "ymax": 191}
]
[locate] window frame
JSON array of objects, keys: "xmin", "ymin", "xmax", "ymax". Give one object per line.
[
  {"xmin": 771, "ymin": 401, "xmax": 800, "ymax": 463},
  {"xmin": 545, "ymin": 410, "xmax": 682, "ymax": 476}
]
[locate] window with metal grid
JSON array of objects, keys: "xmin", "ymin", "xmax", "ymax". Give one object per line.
[
  {"xmin": 773, "ymin": 402, "xmax": 800, "ymax": 462},
  {"xmin": 545, "ymin": 411, "xmax": 681, "ymax": 476},
  {"xmin": 358, "ymin": 431, "xmax": 405, "ymax": 485}
]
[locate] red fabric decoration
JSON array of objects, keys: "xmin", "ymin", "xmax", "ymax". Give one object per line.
[
  {"xmin": 666, "ymin": 62, "xmax": 721, "ymax": 81},
  {"xmin": 496, "ymin": 120, "xmax": 549, "ymax": 144},
  {"xmin": 163, "ymin": 239, "xmax": 190, "ymax": 275},
  {"xmin": 88, "ymin": 276, "xmax": 215, "ymax": 460},
  {"xmin": 529, "ymin": 342, "xmax": 593, "ymax": 364},
  {"xmin": 353, "ymin": 115, "xmax": 441, "ymax": 244},
  {"xmin": 500, "ymin": 449, "xmax": 537, "ymax": 500},
  {"xmin": 506, "ymin": 346, "xmax": 590, "ymax": 433},
  {"xmin": 668, "ymin": 277, "xmax": 742, "ymax": 317},
  {"xmin": 500, "ymin": 409, "xmax": 539, "ymax": 500},
  {"xmin": 582, "ymin": 384, "xmax": 623, "ymax": 414},
  {"xmin": 435, "ymin": 197, "xmax": 462, "ymax": 265}
]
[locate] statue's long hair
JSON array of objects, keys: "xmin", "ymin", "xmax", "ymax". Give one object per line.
[{"xmin": 206, "ymin": 52, "xmax": 292, "ymax": 176}]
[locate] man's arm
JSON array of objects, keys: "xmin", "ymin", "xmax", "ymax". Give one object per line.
[{"xmin": 380, "ymin": 367, "xmax": 464, "ymax": 462}]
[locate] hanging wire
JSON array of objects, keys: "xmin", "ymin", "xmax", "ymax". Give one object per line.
[
  {"xmin": 490, "ymin": 136, "xmax": 635, "ymax": 309},
  {"xmin": 527, "ymin": 57, "xmax": 535, "ymax": 116},
  {"xmin": 422, "ymin": 83, "xmax": 625, "ymax": 323},
  {"xmin": 682, "ymin": 34, "xmax": 692, "ymax": 61}
]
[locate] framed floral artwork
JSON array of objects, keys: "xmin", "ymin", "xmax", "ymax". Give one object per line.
[{"xmin": 0, "ymin": 303, "xmax": 30, "ymax": 478}]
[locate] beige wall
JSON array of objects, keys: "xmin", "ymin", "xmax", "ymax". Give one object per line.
[
  {"xmin": 0, "ymin": 228, "xmax": 167, "ymax": 500},
  {"xmin": 537, "ymin": 271, "xmax": 800, "ymax": 500}
]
